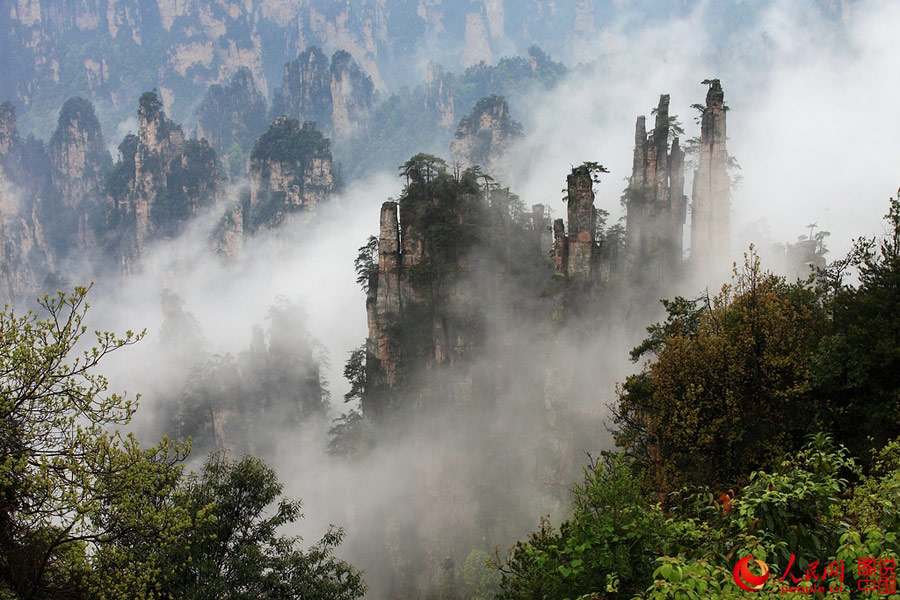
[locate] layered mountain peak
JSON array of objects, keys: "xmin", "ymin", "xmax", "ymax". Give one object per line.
[
  {"xmin": 103, "ymin": 92, "xmax": 216, "ymax": 267},
  {"xmin": 246, "ymin": 117, "xmax": 335, "ymax": 231},
  {"xmin": 137, "ymin": 91, "xmax": 183, "ymax": 159},
  {"xmin": 0, "ymin": 101, "xmax": 53, "ymax": 303},
  {"xmin": 329, "ymin": 49, "xmax": 374, "ymax": 135},
  {"xmin": 49, "ymin": 97, "xmax": 111, "ymax": 212},
  {"xmin": 274, "ymin": 47, "xmax": 374, "ymax": 137},
  {"xmin": 450, "ymin": 95, "xmax": 522, "ymax": 183}
]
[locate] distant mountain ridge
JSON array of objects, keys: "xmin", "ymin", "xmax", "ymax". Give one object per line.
[{"xmin": 0, "ymin": 0, "xmax": 853, "ymax": 140}]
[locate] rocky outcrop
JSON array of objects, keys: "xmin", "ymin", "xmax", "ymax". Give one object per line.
[
  {"xmin": 103, "ymin": 92, "xmax": 218, "ymax": 268},
  {"xmin": 274, "ymin": 47, "xmax": 333, "ymax": 132},
  {"xmin": 211, "ymin": 200, "xmax": 244, "ymax": 261},
  {"xmin": 50, "ymin": 97, "xmax": 110, "ymax": 210},
  {"xmin": 363, "ymin": 157, "xmax": 559, "ymax": 419},
  {"xmin": 785, "ymin": 233, "xmax": 828, "ymax": 282},
  {"xmin": 423, "ymin": 63, "xmax": 457, "ymax": 131},
  {"xmin": 690, "ymin": 79, "xmax": 729, "ymax": 272},
  {"xmin": 274, "ymin": 47, "xmax": 374, "ymax": 137},
  {"xmin": 565, "ymin": 168, "xmax": 597, "ymax": 277},
  {"xmin": 0, "ymin": 197, "xmax": 54, "ymax": 305},
  {"xmin": 364, "ymin": 160, "xmax": 486, "ymax": 415},
  {"xmin": 330, "ymin": 50, "xmax": 374, "ymax": 136},
  {"xmin": 625, "ymin": 94, "xmax": 687, "ymax": 281},
  {"xmin": 551, "ymin": 166, "xmax": 598, "ymax": 279},
  {"xmin": 48, "ymin": 97, "xmax": 112, "ymax": 251},
  {"xmin": 365, "ymin": 201, "xmax": 404, "ymax": 413},
  {"xmin": 357, "ymin": 160, "xmax": 614, "ymax": 599},
  {"xmin": 132, "ymin": 91, "xmax": 186, "ymax": 248},
  {"xmin": 245, "ymin": 117, "xmax": 334, "ymax": 232},
  {"xmin": 531, "ymin": 203, "xmax": 552, "ymax": 256},
  {"xmin": 449, "ymin": 95, "xmax": 522, "ymax": 184},
  {"xmin": 0, "ymin": 102, "xmax": 54, "ymax": 304}
]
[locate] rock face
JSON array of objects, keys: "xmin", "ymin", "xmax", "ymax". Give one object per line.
[
  {"xmin": 625, "ymin": 94, "xmax": 687, "ymax": 281},
  {"xmin": 363, "ymin": 160, "xmax": 490, "ymax": 416},
  {"xmin": 531, "ymin": 203, "xmax": 552, "ymax": 256},
  {"xmin": 449, "ymin": 94, "xmax": 522, "ymax": 184},
  {"xmin": 358, "ymin": 160, "xmax": 619, "ymax": 599},
  {"xmin": 423, "ymin": 63, "xmax": 457, "ymax": 131},
  {"xmin": 785, "ymin": 235, "xmax": 827, "ymax": 281},
  {"xmin": 690, "ymin": 79, "xmax": 729, "ymax": 272},
  {"xmin": 330, "ymin": 50, "xmax": 374, "ymax": 136},
  {"xmin": 245, "ymin": 117, "xmax": 334, "ymax": 232},
  {"xmin": 366, "ymin": 201, "xmax": 404, "ymax": 407},
  {"xmin": 48, "ymin": 97, "xmax": 112, "ymax": 251},
  {"xmin": 132, "ymin": 91, "xmax": 186, "ymax": 249},
  {"xmin": 274, "ymin": 47, "xmax": 374, "ymax": 137},
  {"xmin": 1, "ymin": 0, "xmax": 581, "ymax": 133},
  {"xmin": 549, "ymin": 166, "xmax": 600, "ymax": 281},
  {"xmin": 274, "ymin": 47, "xmax": 333, "ymax": 132},
  {"xmin": 103, "ymin": 91, "xmax": 218, "ymax": 268},
  {"xmin": 564, "ymin": 168, "xmax": 597, "ymax": 277},
  {"xmin": 0, "ymin": 102, "xmax": 54, "ymax": 303},
  {"xmin": 363, "ymin": 157, "xmax": 560, "ymax": 416}
]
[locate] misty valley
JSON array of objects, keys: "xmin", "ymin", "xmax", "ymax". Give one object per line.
[{"xmin": 1, "ymin": 2, "xmax": 899, "ymax": 599}]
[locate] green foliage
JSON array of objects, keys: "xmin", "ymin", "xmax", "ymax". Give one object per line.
[
  {"xmin": 503, "ymin": 436, "xmax": 900, "ymax": 600},
  {"xmin": 0, "ymin": 287, "xmax": 365, "ymax": 598},
  {"xmin": 139, "ymin": 91, "xmax": 163, "ymax": 118},
  {"xmin": 393, "ymin": 155, "xmax": 483, "ymax": 310},
  {"xmin": 615, "ymin": 251, "xmax": 827, "ymax": 494},
  {"xmin": 565, "ymin": 162, "xmax": 610, "ymax": 201},
  {"xmin": 226, "ymin": 142, "xmax": 247, "ymax": 177},
  {"xmin": 399, "ymin": 153, "xmax": 448, "ymax": 185},
  {"xmin": 0, "ymin": 286, "xmax": 176, "ymax": 597},
  {"xmin": 249, "ymin": 118, "xmax": 333, "ymax": 229},
  {"xmin": 342, "ymin": 345, "xmax": 367, "ymax": 404},
  {"xmin": 815, "ymin": 194, "xmax": 900, "ymax": 463},
  {"xmin": 354, "ymin": 236, "xmax": 378, "ymax": 293},
  {"xmin": 156, "ymin": 453, "xmax": 366, "ymax": 600},
  {"xmin": 50, "ymin": 97, "xmax": 104, "ymax": 148},
  {"xmin": 327, "ymin": 409, "xmax": 372, "ymax": 459},
  {"xmin": 453, "ymin": 95, "xmax": 523, "ymax": 168},
  {"xmin": 729, "ymin": 434, "xmax": 854, "ymax": 568},
  {"xmin": 462, "ymin": 549, "xmax": 501, "ymax": 600},
  {"xmin": 504, "ymin": 195, "xmax": 900, "ymax": 600},
  {"xmin": 104, "ymin": 133, "xmax": 138, "ymax": 199},
  {"xmin": 498, "ymin": 453, "xmax": 670, "ymax": 600},
  {"xmin": 251, "ymin": 118, "xmax": 330, "ymax": 165},
  {"xmin": 152, "ymin": 138, "xmax": 218, "ymax": 238}
]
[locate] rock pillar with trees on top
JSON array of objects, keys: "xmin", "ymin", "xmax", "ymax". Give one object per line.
[
  {"xmin": 690, "ymin": 79, "xmax": 730, "ymax": 273},
  {"xmin": 625, "ymin": 94, "xmax": 687, "ymax": 282}
]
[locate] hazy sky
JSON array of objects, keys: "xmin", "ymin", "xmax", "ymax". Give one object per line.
[{"xmin": 509, "ymin": 0, "xmax": 900, "ymax": 263}]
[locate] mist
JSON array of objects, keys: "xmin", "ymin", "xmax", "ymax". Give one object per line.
[
  {"xmin": 21, "ymin": 2, "xmax": 900, "ymax": 598},
  {"xmin": 508, "ymin": 0, "xmax": 900, "ymax": 266}
]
